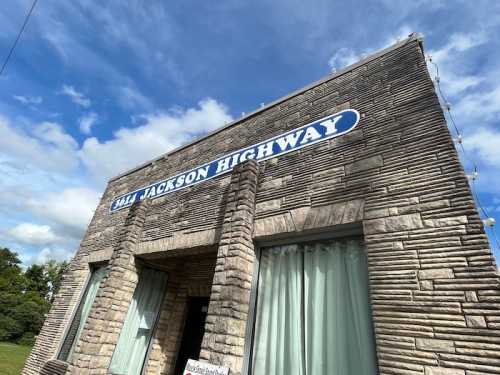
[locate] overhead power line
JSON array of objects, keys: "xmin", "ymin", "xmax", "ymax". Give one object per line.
[{"xmin": 0, "ymin": 0, "xmax": 39, "ymax": 76}]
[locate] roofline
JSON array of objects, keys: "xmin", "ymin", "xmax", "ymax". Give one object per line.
[{"xmin": 109, "ymin": 32, "xmax": 423, "ymax": 182}]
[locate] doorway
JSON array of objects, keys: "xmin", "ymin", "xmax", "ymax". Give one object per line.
[{"xmin": 174, "ymin": 297, "xmax": 210, "ymax": 375}]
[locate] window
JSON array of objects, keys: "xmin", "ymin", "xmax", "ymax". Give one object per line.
[
  {"xmin": 59, "ymin": 265, "xmax": 107, "ymax": 362},
  {"xmin": 250, "ymin": 239, "xmax": 377, "ymax": 375},
  {"xmin": 109, "ymin": 267, "xmax": 168, "ymax": 375}
]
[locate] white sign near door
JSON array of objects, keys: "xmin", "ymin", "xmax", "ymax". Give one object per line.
[{"xmin": 183, "ymin": 359, "xmax": 229, "ymax": 375}]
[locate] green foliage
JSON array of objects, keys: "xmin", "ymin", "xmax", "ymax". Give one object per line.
[
  {"xmin": 18, "ymin": 332, "xmax": 36, "ymax": 347},
  {"xmin": 0, "ymin": 246, "xmax": 68, "ymax": 345},
  {"xmin": 25, "ymin": 264, "xmax": 49, "ymax": 299},
  {"xmin": 45, "ymin": 259, "xmax": 69, "ymax": 303}
]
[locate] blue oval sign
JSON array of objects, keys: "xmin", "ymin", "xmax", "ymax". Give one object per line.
[{"xmin": 110, "ymin": 109, "xmax": 360, "ymax": 212}]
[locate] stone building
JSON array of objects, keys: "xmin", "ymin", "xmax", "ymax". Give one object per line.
[{"xmin": 23, "ymin": 34, "xmax": 500, "ymax": 375}]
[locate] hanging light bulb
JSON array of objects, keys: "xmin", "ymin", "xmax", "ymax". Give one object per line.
[
  {"xmin": 466, "ymin": 171, "xmax": 479, "ymax": 181},
  {"xmin": 483, "ymin": 218, "xmax": 496, "ymax": 227}
]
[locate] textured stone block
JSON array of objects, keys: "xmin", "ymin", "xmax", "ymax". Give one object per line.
[
  {"xmin": 255, "ymin": 199, "xmax": 281, "ymax": 213},
  {"xmin": 424, "ymin": 367, "xmax": 465, "ymax": 375},
  {"xmin": 364, "ymin": 208, "xmax": 389, "ymax": 219},
  {"xmin": 423, "ymin": 216, "xmax": 468, "ymax": 228},
  {"xmin": 416, "ymin": 338, "xmax": 455, "ymax": 353},
  {"xmin": 364, "ymin": 213, "xmax": 423, "ymax": 234},
  {"xmin": 290, "ymin": 207, "xmax": 310, "ymax": 231},
  {"xmin": 254, "ymin": 199, "xmax": 364, "ymax": 238},
  {"xmin": 346, "ymin": 155, "xmax": 383, "ymax": 175},
  {"xmin": 260, "ymin": 177, "xmax": 283, "ymax": 189},
  {"xmin": 385, "ymin": 213, "xmax": 423, "ymax": 232},
  {"xmin": 465, "ymin": 315, "xmax": 487, "ymax": 328},
  {"xmin": 419, "ymin": 269, "xmax": 454, "ymax": 280},
  {"xmin": 253, "ymin": 213, "xmax": 295, "ymax": 237}
]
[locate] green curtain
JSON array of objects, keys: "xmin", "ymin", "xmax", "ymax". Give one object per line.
[
  {"xmin": 67, "ymin": 266, "xmax": 108, "ymax": 362},
  {"xmin": 109, "ymin": 268, "xmax": 168, "ymax": 375},
  {"xmin": 252, "ymin": 240, "xmax": 377, "ymax": 375},
  {"xmin": 252, "ymin": 245, "xmax": 305, "ymax": 375}
]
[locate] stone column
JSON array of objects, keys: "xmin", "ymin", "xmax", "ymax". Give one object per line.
[
  {"xmin": 199, "ymin": 160, "xmax": 259, "ymax": 374},
  {"xmin": 68, "ymin": 200, "xmax": 149, "ymax": 374},
  {"xmin": 22, "ymin": 259, "xmax": 88, "ymax": 375}
]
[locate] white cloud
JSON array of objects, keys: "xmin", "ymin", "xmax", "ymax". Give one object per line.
[
  {"xmin": 7, "ymin": 223, "xmax": 60, "ymax": 246},
  {"xmin": 328, "ymin": 48, "xmax": 360, "ymax": 72},
  {"xmin": 0, "ymin": 98, "xmax": 232, "ymax": 237},
  {"xmin": 61, "ymin": 84, "xmax": 91, "ymax": 108},
  {"xmin": 382, "ymin": 25, "xmax": 415, "ymax": 47},
  {"xmin": 431, "ymin": 32, "xmax": 487, "ymax": 63},
  {"xmin": 79, "ymin": 112, "xmax": 99, "ymax": 134},
  {"xmin": 0, "ymin": 117, "xmax": 79, "ymax": 173},
  {"xmin": 118, "ymin": 86, "xmax": 154, "ymax": 111},
  {"xmin": 27, "ymin": 187, "xmax": 101, "ymax": 238},
  {"xmin": 454, "ymin": 87, "xmax": 500, "ymax": 121},
  {"xmin": 328, "ymin": 25, "xmax": 414, "ymax": 71},
  {"xmin": 13, "ymin": 95, "xmax": 43, "ymax": 105},
  {"xmin": 464, "ymin": 127, "xmax": 500, "ymax": 167},
  {"xmin": 428, "ymin": 32, "xmax": 487, "ymax": 96},
  {"xmin": 0, "ymin": 98, "xmax": 232, "ymax": 266},
  {"xmin": 79, "ymin": 98, "xmax": 233, "ymax": 182},
  {"xmin": 32, "ymin": 247, "xmax": 74, "ymax": 265}
]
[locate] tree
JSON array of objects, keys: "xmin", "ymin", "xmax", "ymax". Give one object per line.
[
  {"xmin": 0, "ymin": 247, "xmax": 29, "ymax": 342},
  {"xmin": 44, "ymin": 260, "xmax": 68, "ymax": 303},
  {"xmin": 0, "ymin": 246, "xmax": 68, "ymax": 346},
  {"xmin": 25, "ymin": 264, "xmax": 49, "ymax": 299},
  {"xmin": 0, "ymin": 247, "xmax": 25, "ymax": 294}
]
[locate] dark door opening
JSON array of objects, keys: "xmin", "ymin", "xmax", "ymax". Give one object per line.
[{"xmin": 174, "ymin": 297, "xmax": 210, "ymax": 375}]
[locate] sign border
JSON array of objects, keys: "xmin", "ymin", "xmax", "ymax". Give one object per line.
[{"xmin": 109, "ymin": 109, "xmax": 360, "ymax": 212}]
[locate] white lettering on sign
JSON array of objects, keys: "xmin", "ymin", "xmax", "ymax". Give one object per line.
[
  {"xmin": 110, "ymin": 109, "xmax": 360, "ymax": 212},
  {"xmin": 183, "ymin": 359, "xmax": 229, "ymax": 375}
]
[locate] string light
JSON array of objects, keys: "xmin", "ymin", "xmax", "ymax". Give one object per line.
[
  {"xmin": 426, "ymin": 53, "xmax": 500, "ymax": 253},
  {"xmin": 466, "ymin": 171, "xmax": 479, "ymax": 181},
  {"xmin": 484, "ymin": 218, "xmax": 496, "ymax": 227}
]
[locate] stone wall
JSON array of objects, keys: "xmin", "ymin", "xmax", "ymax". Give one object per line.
[{"xmin": 24, "ymin": 34, "xmax": 500, "ymax": 375}]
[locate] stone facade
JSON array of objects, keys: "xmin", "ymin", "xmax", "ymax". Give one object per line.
[{"xmin": 23, "ymin": 34, "xmax": 500, "ymax": 375}]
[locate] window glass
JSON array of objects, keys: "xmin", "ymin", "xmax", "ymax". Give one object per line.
[
  {"xmin": 59, "ymin": 265, "xmax": 107, "ymax": 362},
  {"xmin": 109, "ymin": 268, "xmax": 168, "ymax": 375},
  {"xmin": 252, "ymin": 239, "xmax": 377, "ymax": 375}
]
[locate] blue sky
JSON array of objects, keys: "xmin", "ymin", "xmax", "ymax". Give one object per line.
[{"xmin": 1, "ymin": 0, "xmax": 499, "ymax": 265}]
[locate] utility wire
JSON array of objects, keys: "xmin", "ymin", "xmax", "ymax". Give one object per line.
[
  {"xmin": 0, "ymin": 0, "xmax": 39, "ymax": 76},
  {"xmin": 427, "ymin": 55, "xmax": 500, "ymax": 253}
]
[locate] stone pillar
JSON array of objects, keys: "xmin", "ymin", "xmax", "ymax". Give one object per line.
[
  {"xmin": 68, "ymin": 200, "xmax": 149, "ymax": 374},
  {"xmin": 22, "ymin": 260, "xmax": 88, "ymax": 375},
  {"xmin": 199, "ymin": 160, "xmax": 259, "ymax": 374}
]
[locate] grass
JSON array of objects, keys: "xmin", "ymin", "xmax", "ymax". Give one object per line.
[{"xmin": 0, "ymin": 342, "xmax": 32, "ymax": 375}]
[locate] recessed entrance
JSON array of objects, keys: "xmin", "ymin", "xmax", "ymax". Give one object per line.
[{"xmin": 174, "ymin": 297, "xmax": 210, "ymax": 375}]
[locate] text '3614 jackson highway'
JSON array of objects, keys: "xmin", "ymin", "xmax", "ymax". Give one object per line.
[{"xmin": 110, "ymin": 109, "xmax": 360, "ymax": 212}]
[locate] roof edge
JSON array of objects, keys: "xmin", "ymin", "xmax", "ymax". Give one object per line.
[{"xmin": 109, "ymin": 32, "xmax": 423, "ymax": 182}]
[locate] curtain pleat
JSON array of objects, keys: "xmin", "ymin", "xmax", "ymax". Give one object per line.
[
  {"xmin": 109, "ymin": 268, "xmax": 168, "ymax": 375},
  {"xmin": 252, "ymin": 245, "xmax": 304, "ymax": 375},
  {"xmin": 252, "ymin": 239, "xmax": 377, "ymax": 375}
]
